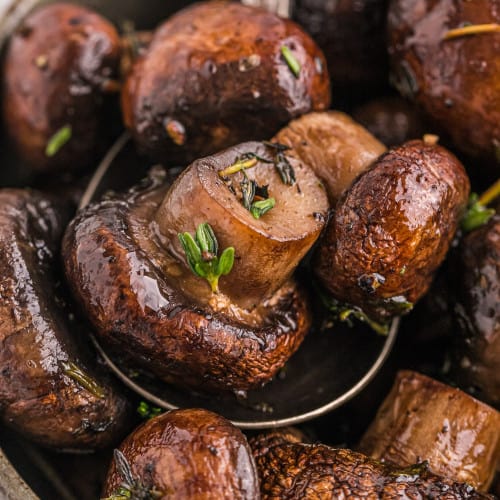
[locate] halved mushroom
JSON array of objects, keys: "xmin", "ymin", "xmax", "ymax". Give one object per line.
[
  {"xmin": 121, "ymin": 1, "xmax": 330, "ymax": 164},
  {"xmin": 2, "ymin": 3, "xmax": 122, "ymax": 173},
  {"xmin": 250, "ymin": 428, "xmax": 491, "ymax": 499},
  {"xmin": 314, "ymin": 139, "xmax": 470, "ymax": 322},
  {"xmin": 358, "ymin": 371, "xmax": 500, "ymax": 491},
  {"xmin": 102, "ymin": 408, "xmax": 259, "ymax": 499},
  {"xmin": 0, "ymin": 189, "xmax": 129, "ymax": 450},
  {"xmin": 63, "ymin": 143, "xmax": 328, "ymax": 391}
]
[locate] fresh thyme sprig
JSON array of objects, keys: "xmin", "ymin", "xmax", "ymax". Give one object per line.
[
  {"xmin": 461, "ymin": 193, "xmax": 495, "ymax": 233},
  {"xmin": 137, "ymin": 401, "xmax": 163, "ymax": 420},
  {"xmin": 281, "ymin": 45, "xmax": 301, "ymax": 78},
  {"xmin": 263, "ymin": 141, "xmax": 296, "ymax": 186},
  {"xmin": 178, "ymin": 223, "xmax": 235, "ymax": 293},
  {"xmin": 45, "ymin": 124, "xmax": 72, "ymax": 157}
]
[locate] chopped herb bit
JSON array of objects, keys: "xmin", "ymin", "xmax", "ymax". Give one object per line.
[
  {"xmin": 251, "ymin": 197, "xmax": 275, "ymax": 219},
  {"xmin": 263, "ymin": 141, "xmax": 296, "ymax": 186},
  {"xmin": 178, "ymin": 223, "xmax": 235, "ymax": 293},
  {"xmin": 219, "ymin": 157, "xmax": 258, "ymax": 177},
  {"xmin": 443, "ymin": 23, "xmax": 500, "ymax": 40},
  {"xmin": 45, "ymin": 125, "xmax": 72, "ymax": 157},
  {"xmin": 137, "ymin": 401, "xmax": 163, "ymax": 420},
  {"xmin": 62, "ymin": 361, "xmax": 105, "ymax": 398},
  {"xmin": 461, "ymin": 193, "xmax": 495, "ymax": 233},
  {"xmin": 281, "ymin": 45, "xmax": 301, "ymax": 78},
  {"xmin": 240, "ymin": 174, "xmax": 256, "ymax": 210},
  {"xmin": 478, "ymin": 178, "xmax": 500, "ymax": 207}
]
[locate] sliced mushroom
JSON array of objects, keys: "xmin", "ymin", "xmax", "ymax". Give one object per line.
[
  {"xmin": 102, "ymin": 408, "xmax": 259, "ymax": 499},
  {"xmin": 0, "ymin": 189, "xmax": 129, "ymax": 450},
  {"xmin": 121, "ymin": 1, "xmax": 330, "ymax": 164},
  {"xmin": 358, "ymin": 371, "xmax": 500, "ymax": 491},
  {"xmin": 314, "ymin": 139, "xmax": 470, "ymax": 322}
]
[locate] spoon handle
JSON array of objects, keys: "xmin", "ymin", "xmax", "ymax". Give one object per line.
[{"xmin": 241, "ymin": 0, "xmax": 293, "ymax": 18}]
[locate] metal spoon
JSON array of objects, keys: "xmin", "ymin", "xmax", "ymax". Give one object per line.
[{"xmin": 79, "ymin": 133, "xmax": 400, "ymax": 429}]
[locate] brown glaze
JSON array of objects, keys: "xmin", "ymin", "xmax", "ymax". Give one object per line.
[
  {"xmin": 250, "ymin": 431, "xmax": 492, "ymax": 499},
  {"xmin": 314, "ymin": 139, "xmax": 470, "ymax": 322},
  {"xmin": 358, "ymin": 371, "xmax": 500, "ymax": 491},
  {"xmin": 353, "ymin": 96, "xmax": 429, "ymax": 147},
  {"xmin": 154, "ymin": 142, "xmax": 329, "ymax": 309},
  {"xmin": 63, "ymin": 169, "xmax": 312, "ymax": 392},
  {"xmin": 273, "ymin": 111, "xmax": 386, "ymax": 205},
  {"xmin": 293, "ymin": 0, "xmax": 389, "ymax": 90},
  {"xmin": 451, "ymin": 212, "xmax": 500, "ymax": 407},
  {"xmin": 388, "ymin": 0, "xmax": 500, "ymax": 164},
  {"xmin": 121, "ymin": 1, "xmax": 330, "ymax": 164},
  {"xmin": 0, "ymin": 189, "xmax": 129, "ymax": 450},
  {"xmin": 2, "ymin": 3, "xmax": 121, "ymax": 173},
  {"xmin": 102, "ymin": 409, "xmax": 259, "ymax": 500}
]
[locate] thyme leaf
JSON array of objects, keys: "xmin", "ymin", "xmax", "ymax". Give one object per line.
[
  {"xmin": 45, "ymin": 125, "xmax": 72, "ymax": 157},
  {"xmin": 461, "ymin": 193, "xmax": 495, "ymax": 233},
  {"xmin": 178, "ymin": 223, "xmax": 235, "ymax": 293},
  {"xmin": 443, "ymin": 23, "xmax": 500, "ymax": 40},
  {"xmin": 281, "ymin": 45, "xmax": 301, "ymax": 78},
  {"xmin": 62, "ymin": 361, "xmax": 105, "ymax": 398},
  {"xmin": 137, "ymin": 401, "xmax": 163, "ymax": 420},
  {"xmin": 262, "ymin": 141, "xmax": 296, "ymax": 186},
  {"xmin": 250, "ymin": 198, "xmax": 275, "ymax": 219}
]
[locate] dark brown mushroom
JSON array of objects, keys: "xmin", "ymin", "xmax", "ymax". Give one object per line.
[
  {"xmin": 102, "ymin": 408, "xmax": 259, "ymax": 499},
  {"xmin": 250, "ymin": 429, "xmax": 492, "ymax": 499},
  {"xmin": 388, "ymin": 0, "xmax": 500, "ymax": 165},
  {"xmin": 63, "ymin": 143, "xmax": 328, "ymax": 392},
  {"xmin": 0, "ymin": 189, "xmax": 130, "ymax": 450},
  {"xmin": 314, "ymin": 139, "xmax": 470, "ymax": 323},
  {"xmin": 121, "ymin": 1, "xmax": 330, "ymax": 164},
  {"xmin": 450, "ymin": 210, "xmax": 500, "ymax": 407},
  {"xmin": 2, "ymin": 3, "xmax": 121, "ymax": 173},
  {"xmin": 358, "ymin": 371, "xmax": 500, "ymax": 491},
  {"xmin": 273, "ymin": 111, "xmax": 386, "ymax": 205}
]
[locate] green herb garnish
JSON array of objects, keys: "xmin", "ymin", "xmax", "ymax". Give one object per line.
[
  {"xmin": 461, "ymin": 193, "xmax": 495, "ymax": 233},
  {"xmin": 45, "ymin": 124, "xmax": 72, "ymax": 157},
  {"xmin": 263, "ymin": 141, "xmax": 296, "ymax": 186},
  {"xmin": 62, "ymin": 361, "xmax": 105, "ymax": 398},
  {"xmin": 443, "ymin": 23, "xmax": 500, "ymax": 40},
  {"xmin": 250, "ymin": 198, "xmax": 275, "ymax": 219},
  {"xmin": 102, "ymin": 450, "xmax": 162, "ymax": 500},
  {"xmin": 137, "ymin": 401, "xmax": 163, "ymax": 420},
  {"xmin": 178, "ymin": 223, "xmax": 235, "ymax": 293},
  {"xmin": 281, "ymin": 45, "xmax": 301, "ymax": 78},
  {"xmin": 219, "ymin": 157, "xmax": 258, "ymax": 177}
]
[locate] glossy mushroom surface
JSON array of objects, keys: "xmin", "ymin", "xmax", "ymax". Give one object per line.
[
  {"xmin": 63, "ymin": 157, "xmax": 324, "ymax": 391},
  {"xmin": 315, "ymin": 139, "xmax": 470, "ymax": 322},
  {"xmin": 122, "ymin": 1, "xmax": 330, "ymax": 164},
  {"xmin": 250, "ymin": 429, "xmax": 492, "ymax": 499},
  {"xmin": 388, "ymin": 0, "xmax": 500, "ymax": 164},
  {"xmin": 2, "ymin": 3, "xmax": 121, "ymax": 173},
  {"xmin": 451, "ymin": 211, "xmax": 500, "ymax": 407},
  {"xmin": 102, "ymin": 408, "xmax": 259, "ymax": 499},
  {"xmin": 0, "ymin": 189, "xmax": 129, "ymax": 450},
  {"xmin": 358, "ymin": 371, "xmax": 500, "ymax": 491}
]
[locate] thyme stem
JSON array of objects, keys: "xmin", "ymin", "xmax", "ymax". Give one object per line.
[{"xmin": 443, "ymin": 23, "xmax": 500, "ymax": 40}]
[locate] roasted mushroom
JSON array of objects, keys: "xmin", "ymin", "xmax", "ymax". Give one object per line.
[
  {"xmin": 314, "ymin": 139, "xmax": 470, "ymax": 323},
  {"xmin": 358, "ymin": 371, "xmax": 500, "ymax": 491},
  {"xmin": 388, "ymin": 0, "xmax": 500, "ymax": 164},
  {"xmin": 451, "ymin": 208, "xmax": 500, "ymax": 407},
  {"xmin": 250, "ymin": 429, "xmax": 492, "ymax": 499},
  {"xmin": 102, "ymin": 408, "xmax": 259, "ymax": 499},
  {"xmin": 273, "ymin": 111, "xmax": 386, "ymax": 204},
  {"xmin": 0, "ymin": 189, "xmax": 129, "ymax": 450},
  {"xmin": 122, "ymin": 1, "xmax": 330, "ymax": 164},
  {"xmin": 2, "ymin": 3, "xmax": 121, "ymax": 173},
  {"xmin": 63, "ymin": 143, "xmax": 329, "ymax": 391}
]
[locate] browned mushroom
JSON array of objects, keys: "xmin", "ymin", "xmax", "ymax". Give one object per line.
[
  {"xmin": 63, "ymin": 143, "xmax": 329, "ymax": 392},
  {"xmin": 0, "ymin": 189, "xmax": 130, "ymax": 450},
  {"xmin": 2, "ymin": 3, "xmax": 122, "ymax": 173},
  {"xmin": 273, "ymin": 111, "xmax": 386, "ymax": 205},
  {"xmin": 102, "ymin": 408, "xmax": 259, "ymax": 499},
  {"xmin": 250, "ymin": 428, "xmax": 492, "ymax": 499},
  {"xmin": 314, "ymin": 139, "xmax": 470, "ymax": 323},
  {"xmin": 388, "ymin": 0, "xmax": 500, "ymax": 165},
  {"xmin": 121, "ymin": 1, "xmax": 330, "ymax": 164},
  {"xmin": 450, "ymin": 209, "xmax": 500, "ymax": 407},
  {"xmin": 358, "ymin": 371, "xmax": 500, "ymax": 491}
]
